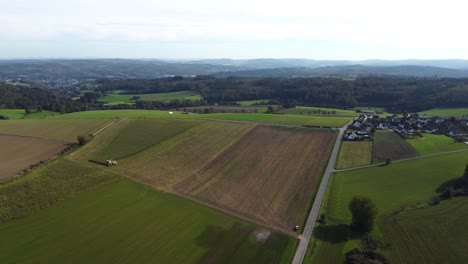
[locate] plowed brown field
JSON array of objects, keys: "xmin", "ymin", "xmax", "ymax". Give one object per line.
[
  {"xmin": 374, "ymin": 130, "xmax": 418, "ymax": 163},
  {"xmin": 175, "ymin": 126, "xmax": 335, "ymax": 232},
  {"xmin": 0, "ymin": 135, "xmax": 69, "ymax": 179}
]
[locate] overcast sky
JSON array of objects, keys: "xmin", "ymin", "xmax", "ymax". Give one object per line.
[{"xmin": 1, "ymin": 0, "xmax": 467, "ymax": 59}]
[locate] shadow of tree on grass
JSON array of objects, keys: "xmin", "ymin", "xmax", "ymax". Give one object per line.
[{"xmin": 314, "ymin": 224, "xmax": 360, "ymax": 244}]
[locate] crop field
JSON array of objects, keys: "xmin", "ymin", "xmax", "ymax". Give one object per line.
[
  {"xmin": 336, "ymin": 141, "xmax": 373, "ymax": 169},
  {"xmin": 406, "ymin": 133, "xmax": 467, "ymax": 155},
  {"xmin": 0, "ymin": 119, "xmax": 113, "ymax": 141},
  {"xmin": 0, "ymin": 135, "xmax": 69, "ymax": 179},
  {"xmin": 111, "ymin": 121, "xmax": 256, "ymax": 190},
  {"xmin": 99, "ymin": 90, "xmax": 202, "ymax": 105},
  {"xmin": 0, "ymin": 167, "xmax": 296, "ymax": 263},
  {"xmin": 418, "ymin": 107, "xmax": 468, "ymax": 117},
  {"xmin": 77, "ymin": 119, "xmax": 203, "ymax": 163},
  {"xmin": 0, "ymin": 158, "xmax": 119, "ymax": 223},
  {"xmin": 373, "ymin": 130, "xmax": 418, "ymax": 163},
  {"xmin": 380, "ymin": 197, "xmax": 468, "ymax": 264},
  {"xmin": 175, "ymin": 126, "xmax": 335, "ymax": 232},
  {"xmin": 308, "ymin": 151, "xmax": 468, "ymax": 262}
]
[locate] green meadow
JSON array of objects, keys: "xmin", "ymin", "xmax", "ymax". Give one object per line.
[
  {"xmin": 0, "ymin": 158, "xmax": 296, "ymax": 264},
  {"xmin": 98, "ymin": 90, "xmax": 202, "ymax": 105},
  {"xmin": 406, "ymin": 133, "xmax": 467, "ymax": 155},
  {"xmin": 307, "ymin": 151, "xmax": 468, "ymax": 263},
  {"xmin": 418, "ymin": 107, "xmax": 468, "ymax": 117}
]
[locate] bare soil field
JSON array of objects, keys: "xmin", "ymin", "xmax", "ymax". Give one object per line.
[
  {"xmin": 0, "ymin": 135, "xmax": 69, "ymax": 179},
  {"xmin": 0, "ymin": 119, "xmax": 113, "ymax": 141},
  {"xmin": 374, "ymin": 130, "xmax": 418, "ymax": 163},
  {"xmin": 175, "ymin": 126, "xmax": 335, "ymax": 232}
]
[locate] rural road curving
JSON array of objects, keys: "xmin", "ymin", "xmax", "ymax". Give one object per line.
[{"xmin": 292, "ymin": 121, "xmax": 350, "ymax": 264}]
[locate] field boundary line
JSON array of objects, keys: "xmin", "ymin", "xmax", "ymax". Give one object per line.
[
  {"xmin": 292, "ymin": 121, "xmax": 350, "ymax": 264},
  {"xmin": 334, "ymin": 148, "xmax": 468, "ymax": 173},
  {"xmin": 193, "ymin": 117, "xmax": 349, "ymax": 130}
]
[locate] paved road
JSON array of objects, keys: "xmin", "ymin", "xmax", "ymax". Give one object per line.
[{"xmin": 292, "ymin": 121, "xmax": 350, "ymax": 264}]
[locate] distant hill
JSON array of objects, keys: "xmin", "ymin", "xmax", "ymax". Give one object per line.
[
  {"xmin": 190, "ymin": 59, "xmax": 468, "ymax": 70},
  {"xmin": 2, "ymin": 59, "xmax": 468, "ymax": 81},
  {"xmin": 213, "ymin": 65, "xmax": 468, "ymax": 78},
  {"xmin": 0, "ymin": 59, "xmax": 247, "ymax": 80}
]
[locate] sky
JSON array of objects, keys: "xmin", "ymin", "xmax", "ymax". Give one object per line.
[{"xmin": 1, "ymin": 0, "xmax": 467, "ymax": 60}]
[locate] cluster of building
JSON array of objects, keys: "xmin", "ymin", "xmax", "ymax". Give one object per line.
[{"xmin": 345, "ymin": 112, "xmax": 468, "ymax": 141}]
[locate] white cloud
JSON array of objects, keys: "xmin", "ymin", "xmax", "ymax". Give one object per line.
[{"xmin": 1, "ymin": 0, "xmax": 468, "ymax": 58}]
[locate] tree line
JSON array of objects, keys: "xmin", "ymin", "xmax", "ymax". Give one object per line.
[{"xmin": 96, "ymin": 76, "xmax": 468, "ymax": 112}]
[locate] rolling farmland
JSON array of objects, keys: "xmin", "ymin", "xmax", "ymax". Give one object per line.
[
  {"xmin": 336, "ymin": 141, "xmax": 373, "ymax": 169},
  {"xmin": 99, "ymin": 90, "xmax": 202, "ymax": 105},
  {"xmin": 0, "ymin": 168, "xmax": 296, "ymax": 263},
  {"xmin": 72, "ymin": 118, "xmax": 336, "ymax": 233},
  {"xmin": 0, "ymin": 135, "xmax": 69, "ymax": 179},
  {"xmin": 47, "ymin": 109, "xmax": 351, "ymax": 127},
  {"xmin": 111, "ymin": 121, "xmax": 256, "ymax": 190},
  {"xmin": 176, "ymin": 126, "xmax": 335, "ymax": 232},
  {"xmin": 373, "ymin": 130, "xmax": 418, "ymax": 163},
  {"xmin": 0, "ymin": 119, "xmax": 113, "ymax": 141}
]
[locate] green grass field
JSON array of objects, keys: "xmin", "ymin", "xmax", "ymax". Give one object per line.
[
  {"xmin": 380, "ymin": 197, "xmax": 468, "ymax": 264},
  {"xmin": 0, "ymin": 109, "xmax": 25, "ymax": 119},
  {"xmin": 237, "ymin": 99, "xmax": 271, "ymax": 106},
  {"xmin": 0, "ymin": 174, "xmax": 296, "ymax": 263},
  {"xmin": 99, "ymin": 90, "xmax": 202, "ymax": 105},
  {"xmin": 204, "ymin": 113, "xmax": 351, "ymax": 127},
  {"xmin": 336, "ymin": 141, "xmax": 373, "ymax": 169},
  {"xmin": 407, "ymin": 133, "xmax": 467, "ymax": 155},
  {"xmin": 0, "ymin": 119, "xmax": 113, "ymax": 141},
  {"xmin": 308, "ymin": 151, "xmax": 468, "ymax": 262},
  {"xmin": 45, "ymin": 110, "xmax": 351, "ymax": 127},
  {"xmin": 418, "ymin": 107, "xmax": 468, "ymax": 117}
]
